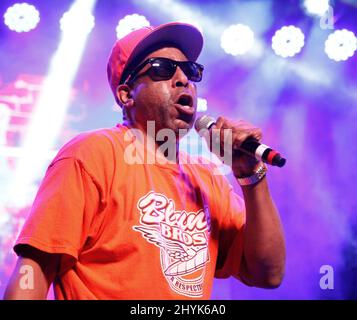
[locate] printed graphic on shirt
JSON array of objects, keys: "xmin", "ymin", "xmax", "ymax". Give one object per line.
[{"xmin": 133, "ymin": 191, "xmax": 210, "ymax": 297}]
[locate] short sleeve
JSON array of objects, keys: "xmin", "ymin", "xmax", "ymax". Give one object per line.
[
  {"xmin": 213, "ymin": 174, "xmax": 246, "ymax": 279},
  {"xmin": 14, "ymin": 157, "xmax": 100, "ymax": 272}
]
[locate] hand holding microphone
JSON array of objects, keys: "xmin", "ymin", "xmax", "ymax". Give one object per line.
[{"xmin": 195, "ymin": 115, "xmax": 286, "ymax": 172}]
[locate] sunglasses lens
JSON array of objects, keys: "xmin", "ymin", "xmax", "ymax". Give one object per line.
[
  {"xmin": 141, "ymin": 58, "xmax": 203, "ymax": 82},
  {"xmin": 182, "ymin": 62, "xmax": 203, "ymax": 82},
  {"xmin": 149, "ymin": 59, "xmax": 176, "ymax": 80}
]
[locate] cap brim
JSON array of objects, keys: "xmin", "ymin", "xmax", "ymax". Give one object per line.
[{"xmin": 121, "ymin": 22, "xmax": 203, "ymax": 83}]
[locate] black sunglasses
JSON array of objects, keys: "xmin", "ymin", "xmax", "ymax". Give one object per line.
[{"xmin": 123, "ymin": 57, "xmax": 204, "ymax": 85}]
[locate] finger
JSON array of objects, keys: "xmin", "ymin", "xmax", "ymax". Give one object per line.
[
  {"xmin": 232, "ymin": 129, "xmax": 261, "ymax": 149},
  {"xmin": 214, "ymin": 117, "xmax": 263, "ymax": 149},
  {"xmin": 215, "ymin": 116, "xmax": 225, "ymax": 130},
  {"xmin": 213, "ymin": 117, "xmax": 226, "ymax": 149},
  {"xmin": 250, "ymin": 128, "xmax": 263, "ymax": 142},
  {"xmin": 232, "ymin": 132, "xmax": 250, "ymax": 149}
]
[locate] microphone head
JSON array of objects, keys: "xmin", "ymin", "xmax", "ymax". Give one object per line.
[
  {"xmin": 272, "ymin": 154, "xmax": 286, "ymax": 167},
  {"xmin": 194, "ymin": 115, "xmax": 216, "ymax": 134}
]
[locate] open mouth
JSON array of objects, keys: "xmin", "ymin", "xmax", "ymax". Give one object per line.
[
  {"xmin": 175, "ymin": 94, "xmax": 194, "ymax": 124},
  {"xmin": 176, "ymin": 94, "xmax": 193, "ymax": 108}
]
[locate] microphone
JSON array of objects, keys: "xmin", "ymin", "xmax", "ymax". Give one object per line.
[{"xmin": 194, "ymin": 115, "xmax": 286, "ymax": 168}]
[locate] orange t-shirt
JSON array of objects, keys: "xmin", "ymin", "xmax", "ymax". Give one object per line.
[{"xmin": 14, "ymin": 124, "xmax": 246, "ymax": 299}]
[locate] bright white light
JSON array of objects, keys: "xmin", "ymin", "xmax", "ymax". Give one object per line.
[
  {"xmin": 324, "ymin": 29, "xmax": 356, "ymax": 62},
  {"xmin": 0, "ymin": 208, "xmax": 10, "ymax": 227},
  {"xmin": 0, "ymin": 103, "xmax": 11, "ymax": 146},
  {"xmin": 220, "ymin": 24, "xmax": 255, "ymax": 56},
  {"xmin": 3, "ymin": 2, "xmax": 40, "ymax": 32},
  {"xmin": 116, "ymin": 14, "xmax": 150, "ymax": 39},
  {"xmin": 272, "ymin": 25, "xmax": 305, "ymax": 58},
  {"xmin": 303, "ymin": 0, "xmax": 330, "ymax": 17},
  {"xmin": 0, "ymin": 206, "xmax": 12, "ymax": 241},
  {"xmin": 60, "ymin": 4, "xmax": 95, "ymax": 35},
  {"xmin": 137, "ymin": 0, "xmax": 226, "ymax": 42},
  {"xmin": 0, "ymin": 146, "xmax": 57, "ymax": 159},
  {"xmin": 197, "ymin": 97, "xmax": 208, "ymax": 112},
  {"xmin": 7, "ymin": 0, "xmax": 97, "ymax": 207}
]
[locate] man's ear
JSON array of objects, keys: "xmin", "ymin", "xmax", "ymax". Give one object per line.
[{"xmin": 116, "ymin": 84, "xmax": 134, "ymax": 108}]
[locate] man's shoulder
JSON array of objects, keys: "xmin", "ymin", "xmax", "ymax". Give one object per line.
[
  {"xmin": 67, "ymin": 126, "xmax": 121, "ymax": 147},
  {"xmin": 52, "ymin": 125, "xmax": 126, "ymax": 165}
]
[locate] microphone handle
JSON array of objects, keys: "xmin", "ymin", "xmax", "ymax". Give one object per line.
[
  {"xmin": 239, "ymin": 139, "xmax": 286, "ymax": 167},
  {"xmin": 202, "ymin": 117, "xmax": 286, "ymax": 168}
]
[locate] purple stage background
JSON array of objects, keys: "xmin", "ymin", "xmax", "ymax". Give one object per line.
[{"xmin": 0, "ymin": 0, "xmax": 356, "ymax": 299}]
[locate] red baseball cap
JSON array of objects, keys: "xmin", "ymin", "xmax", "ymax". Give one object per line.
[{"xmin": 107, "ymin": 22, "xmax": 204, "ymax": 104}]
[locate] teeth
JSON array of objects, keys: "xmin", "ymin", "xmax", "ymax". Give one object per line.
[{"xmin": 181, "ymin": 105, "xmax": 191, "ymax": 110}]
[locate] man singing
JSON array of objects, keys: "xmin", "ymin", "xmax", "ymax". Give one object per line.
[{"xmin": 4, "ymin": 22, "xmax": 285, "ymax": 299}]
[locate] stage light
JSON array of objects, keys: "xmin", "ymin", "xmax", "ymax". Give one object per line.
[
  {"xmin": 116, "ymin": 14, "xmax": 150, "ymax": 39},
  {"xmin": 197, "ymin": 97, "xmax": 208, "ymax": 112},
  {"xmin": 7, "ymin": 0, "xmax": 97, "ymax": 207},
  {"xmin": 3, "ymin": 2, "xmax": 40, "ymax": 32},
  {"xmin": 272, "ymin": 25, "xmax": 305, "ymax": 58},
  {"xmin": 220, "ymin": 24, "xmax": 255, "ymax": 56},
  {"xmin": 60, "ymin": 4, "xmax": 95, "ymax": 35},
  {"xmin": 138, "ymin": 0, "xmax": 227, "ymax": 44},
  {"xmin": 303, "ymin": 0, "xmax": 330, "ymax": 17},
  {"xmin": 324, "ymin": 29, "xmax": 356, "ymax": 62}
]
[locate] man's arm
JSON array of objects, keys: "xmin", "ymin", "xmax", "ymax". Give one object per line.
[
  {"xmin": 212, "ymin": 116, "xmax": 286, "ymax": 288},
  {"xmin": 3, "ymin": 246, "xmax": 60, "ymax": 300},
  {"xmin": 238, "ymin": 177, "xmax": 286, "ymax": 288}
]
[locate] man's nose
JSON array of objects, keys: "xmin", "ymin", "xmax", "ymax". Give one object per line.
[{"xmin": 172, "ymin": 66, "xmax": 189, "ymax": 88}]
